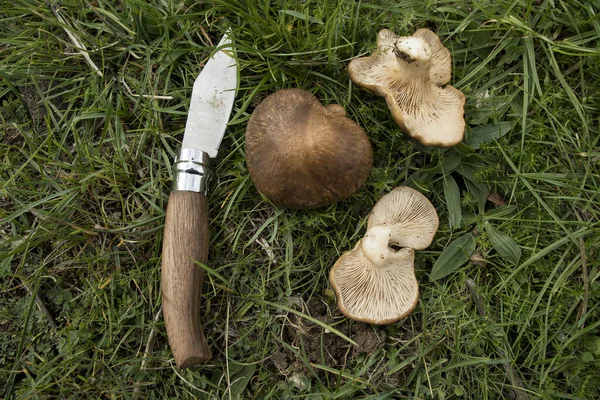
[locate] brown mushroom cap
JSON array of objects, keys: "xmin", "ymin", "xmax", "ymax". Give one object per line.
[
  {"xmin": 366, "ymin": 186, "xmax": 439, "ymax": 251},
  {"xmin": 329, "ymin": 240, "xmax": 418, "ymax": 324},
  {"xmin": 348, "ymin": 28, "xmax": 466, "ymax": 147},
  {"xmin": 245, "ymin": 88, "xmax": 373, "ymax": 209}
]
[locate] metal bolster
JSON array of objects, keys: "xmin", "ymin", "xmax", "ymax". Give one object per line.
[{"xmin": 173, "ymin": 148, "xmax": 211, "ymax": 194}]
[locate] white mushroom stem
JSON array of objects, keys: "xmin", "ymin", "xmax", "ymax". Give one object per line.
[
  {"xmin": 361, "ymin": 225, "xmax": 393, "ymax": 265},
  {"xmin": 394, "ymin": 36, "xmax": 432, "ymax": 65}
]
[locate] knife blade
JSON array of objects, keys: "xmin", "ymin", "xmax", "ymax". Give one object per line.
[{"xmin": 161, "ymin": 32, "xmax": 238, "ymax": 368}]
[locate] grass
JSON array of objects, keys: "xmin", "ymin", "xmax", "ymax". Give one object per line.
[{"xmin": 1, "ymin": 0, "xmax": 599, "ymax": 398}]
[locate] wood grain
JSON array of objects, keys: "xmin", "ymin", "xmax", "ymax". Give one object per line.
[{"xmin": 161, "ymin": 191, "xmax": 212, "ymax": 367}]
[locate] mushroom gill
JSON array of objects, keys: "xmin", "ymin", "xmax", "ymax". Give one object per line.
[
  {"xmin": 329, "ymin": 186, "xmax": 439, "ymax": 325},
  {"xmin": 348, "ymin": 28, "xmax": 466, "ymax": 147},
  {"xmin": 330, "ymin": 242, "xmax": 418, "ymax": 324}
]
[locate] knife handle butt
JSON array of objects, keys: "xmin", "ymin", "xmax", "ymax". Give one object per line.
[{"xmin": 162, "ymin": 191, "xmax": 212, "ymax": 367}]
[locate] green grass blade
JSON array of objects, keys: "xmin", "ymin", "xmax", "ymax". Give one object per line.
[{"xmin": 430, "ymin": 234, "xmax": 476, "ymax": 281}]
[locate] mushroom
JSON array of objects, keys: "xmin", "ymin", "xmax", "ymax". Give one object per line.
[
  {"xmin": 245, "ymin": 88, "xmax": 373, "ymax": 209},
  {"xmin": 365, "ymin": 185, "xmax": 439, "ymax": 251},
  {"xmin": 347, "ymin": 28, "xmax": 466, "ymax": 147},
  {"xmin": 330, "ymin": 241, "xmax": 418, "ymax": 324},
  {"xmin": 329, "ymin": 186, "xmax": 439, "ymax": 324}
]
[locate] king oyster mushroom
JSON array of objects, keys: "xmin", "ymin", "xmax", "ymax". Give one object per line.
[
  {"xmin": 245, "ymin": 88, "xmax": 373, "ymax": 209},
  {"xmin": 348, "ymin": 28, "xmax": 466, "ymax": 147}
]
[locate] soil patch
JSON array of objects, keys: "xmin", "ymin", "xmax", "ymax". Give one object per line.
[{"xmin": 269, "ymin": 298, "xmax": 389, "ymax": 379}]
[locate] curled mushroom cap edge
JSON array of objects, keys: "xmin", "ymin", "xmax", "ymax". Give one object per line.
[
  {"xmin": 366, "ymin": 186, "xmax": 440, "ymax": 251},
  {"xmin": 329, "ymin": 186, "xmax": 439, "ymax": 325},
  {"xmin": 329, "ymin": 240, "xmax": 419, "ymax": 325},
  {"xmin": 348, "ymin": 28, "xmax": 466, "ymax": 148}
]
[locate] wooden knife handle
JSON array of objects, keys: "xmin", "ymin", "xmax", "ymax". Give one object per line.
[{"xmin": 161, "ymin": 190, "xmax": 212, "ymax": 367}]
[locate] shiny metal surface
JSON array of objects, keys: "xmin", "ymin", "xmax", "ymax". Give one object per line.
[
  {"xmin": 181, "ymin": 33, "xmax": 238, "ymax": 159},
  {"xmin": 173, "ymin": 148, "xmax": 210, "ymax": 193}
]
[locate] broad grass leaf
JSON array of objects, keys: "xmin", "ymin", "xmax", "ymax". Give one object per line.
[
  {"xmin": 467, "ymin": 121, "xmax": 513, "ymax": 149},
  {"xmin": 279, "ymin": 10, "xmax": 324, "ymax": 24},
  {"xmin": 464, "ymin": 178, "xmax": 488, "ymax": 214},
  {"xmin": 484, "ymin": 205, "xmax": 518, "ymax": 219},
  {"xmin": 229, "ymin": 364, "xmax": 257, "ymax": 397},
  {"xmin": 421, "ymin": 150, "xmax": 461, "ymax": 174},
  {"xmin": 443, "ymin": 175, "xmax": 461, "ymax": 230},
  {"xmin": 581, "ymin": 352, "xmax": 595, "ymax": 363},
  {"xmin": 456, "ymin": 164, "xmax": 489, "ymax": 213},
  {"xmin": 431, "ymin": 233, "xmax": 476, "ymax": 281},
  {"xmin": 485, "ymin": 223, "xmax": 521, "ymax": 264},
  {"xmin": 585, "ymin": 336, "xmax": 600, "ymax": 356}
]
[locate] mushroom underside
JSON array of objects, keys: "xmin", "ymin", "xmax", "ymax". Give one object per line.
[
  {"xmin": 386, "ymin": 84, "xmax": 465, "ymax": 147},
  {"xmin": 348, "ymin": 28, "xmax": 465, "ymax": 147},
  {"xmin": 412, "ymin": 28, "xmax": 452, "ymax": 85},
  {"xmin": 346, "ymin": 68, "xmax": 465, "ymax": 147},
  {"xmin": 330, "ymin": 245, "xmax": 418, "ymax": 324},
  {"xmin": 367, "ymin": 186, "xmax": 440, "ymax": 250}
]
